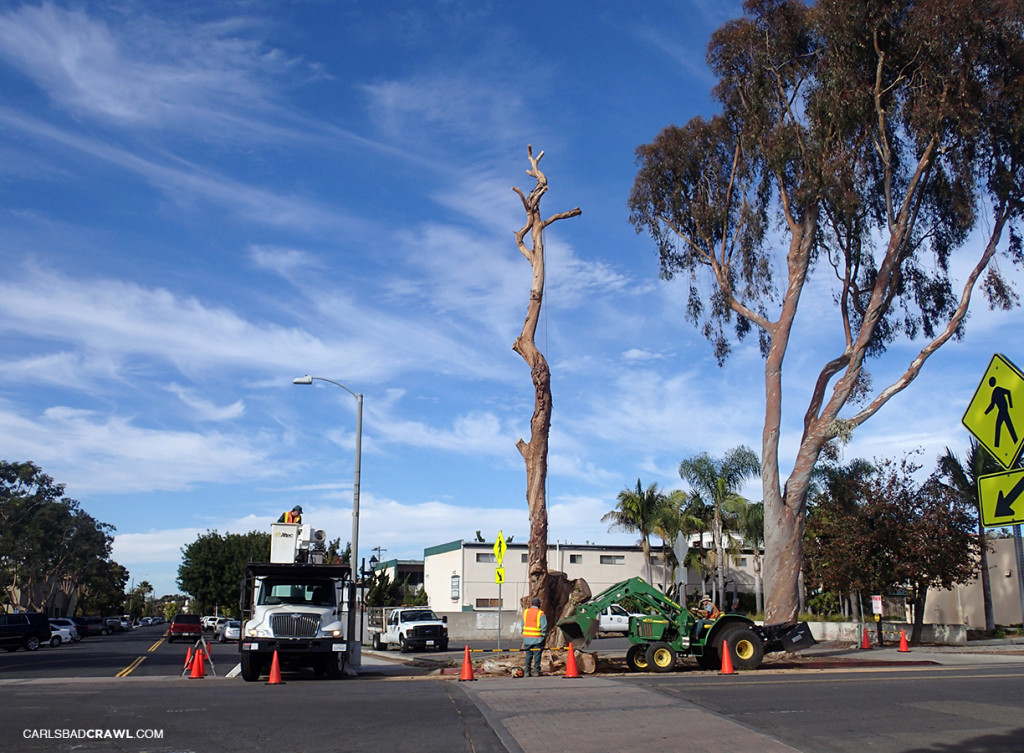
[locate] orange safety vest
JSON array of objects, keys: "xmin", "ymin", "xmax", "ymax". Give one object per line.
[
  {"xmin": 283, "ymin": 511, "xmax": 300, "ymax": 523},
  {"xmin": 523, "ymin": 607, "xmax": 544, "ymax": 638}
]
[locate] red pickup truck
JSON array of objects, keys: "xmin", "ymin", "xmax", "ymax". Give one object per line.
[{"xmin": 167, "ymin": 613, "xmax": 202, "ymax": 643}]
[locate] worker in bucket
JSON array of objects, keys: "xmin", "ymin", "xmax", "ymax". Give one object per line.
[
  {"xmin": 522, "ymin": 596, "xmax": 547, "ymax": 677},
  {"xmin": 278, "ymin": 505, "xmax": 302, "ymax": 524}
]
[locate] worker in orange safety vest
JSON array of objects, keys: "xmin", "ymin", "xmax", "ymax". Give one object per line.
[
  {"xmin": 522, "ymin": 597, "xmax": 547, "ymax": 677},
  {"xmin": 278, "ymin": 505, "xmax": 302, "ymax": 524}
]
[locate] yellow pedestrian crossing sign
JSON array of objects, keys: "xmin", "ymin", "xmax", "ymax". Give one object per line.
[
  {"xmin": 493, "ymin": 530, "xmax": 506, "ymax": 566},
  {"xmin": 962, "ymin": 354, "xmax": 1024, "ymax": 469},
  {"xmin": 978, "ymin": 468, "xmax": 1024, "ymax": 528}
]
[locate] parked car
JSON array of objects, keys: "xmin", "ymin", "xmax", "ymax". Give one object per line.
[
  {"xmin": 104, "ymin": 617, "xmax": 125, "ymax": 633},
  {"xmin": 0, "ymin": 613, "xmax": 52, "ymax": 651},
  {"xmin": 119, "ymin": 617, "xmax": 132, "ymax": 631},
  {"xmin": 201, "ymin": 615, "xmax": 218, "ymax": 631},
  {"xmin": 48, "ymin": 618, "xmax": 80, "ymax": 642},
  {"xmin": 48, "ymin": 625, "xmax": 74, "ymax": 647},
  {"xmin": 168, "ymin": 613, "xmax": 202, "ymax": 643},
  {"xmin": 219, "ymin": 620, "xmax": 241, "ymax": 643},
  {"xmin": 139, "ymin": 617, "xmax": 152, "ymax": 626},
  {"xmin": 213, "ymin": 617, "xmax": 230, "ymax": 640},
  {"xmin": 73, "ymin": 616, "xmax": 108, "ymax": 637}
]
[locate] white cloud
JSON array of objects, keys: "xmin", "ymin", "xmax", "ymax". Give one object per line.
[
  {"xmin": 166, "ymin": 383, "xmax": 245, "ymax": 422},
  {"xmin": 0, "ymin": 405, "xmax": 277, "ymax": 494}
]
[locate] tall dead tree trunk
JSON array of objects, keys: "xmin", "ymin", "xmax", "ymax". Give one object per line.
[{"xmin": 511, "ymin": 146, "xmax": 584, "ymax": 640}]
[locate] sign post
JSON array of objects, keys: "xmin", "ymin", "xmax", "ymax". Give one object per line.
[{"xmin": 493, "ymin": 531, "xmax": 506, "ymax": 650}]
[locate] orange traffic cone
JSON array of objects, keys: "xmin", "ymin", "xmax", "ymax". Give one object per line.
[
  {"xmin": 267, "ymin": 650, "xmax": 283, "ymax": 685},
  {"xmin": 720, "ymin": 639, "xmax": 735, "ymax": 675},
  {"xmin": 861, "ymin": 627, "xmax": 872, "ymax": 650},
  {"xmin": 564, "ymin": 643, "xmax": 580, "ymax": 679},
  {"xmin": 189, "ymin": 646, "xmax": 205, "ymax": 678},
  {"xmin": 458, "ymin": 645, "xmax": 476, "ymax": 681},
  {"xmin": 183, "ymin": 646, "xmax": 193, "ymax": 670},
  {"xmin": 898, "ymin": 630, "xmax": 910, "ymax": 653}
]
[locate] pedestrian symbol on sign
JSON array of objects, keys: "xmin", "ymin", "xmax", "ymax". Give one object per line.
[{"xmin": 985, "ymin": 376, "xmax": 1018, "ymax": 449}]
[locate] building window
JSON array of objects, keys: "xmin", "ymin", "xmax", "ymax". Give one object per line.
[
  {"xmin": 476, "ymin": 598, "xmax": 502, "ymax": 608},
  {"xmin": 600, "ymin": 555, "xmax": 625, "ymax": 565},
  {"xmin": 450, "ymin": 575, "xmax": 460, "ymax": 600},
  {"xmin": 476, "ymin": 553, "xmax": 497, "ymax": 563},
  {"xmin": 569, "ymin": 554, "xmax": 582, "ymax": 564},
  {"xmin": 521, "ymin": 553, "xmax": 528, "ymax": 563},
  {"xmin": 739, "ymin": 557, "xmax": 748, "ymax": 566}
]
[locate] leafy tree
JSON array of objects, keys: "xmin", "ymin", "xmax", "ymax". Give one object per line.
[
  {"xmin": 603, "ymin": 479, "xmax": 671, "ymax": 583},
  {"xmin": 629, "ymin": 0, "xmax": 1024, "ymax": 624},
  {"xmin": 678, "ymin": 446, "xmax": 760, "ymax": 602},
  {"xmin": 936, "ymin": 442, "xmax": 1002, "ymax": 631},
  {"xmin": 75, "ymin": 559, "xmax": 129, "ymax": 616},
  {"xmin": 363, "ymin": 571, "xmax": 404, "ymax": 608},
  {"xmin": 805, "ymin": 455, "xmax": 977, "ymax": 643},
  {"xmin": 177, "ymin": 530, "xmax": 270, "ymax": 615},
  {"xmin": 0, "ymin": 461, "xmax": 117, "ymax": 612}
]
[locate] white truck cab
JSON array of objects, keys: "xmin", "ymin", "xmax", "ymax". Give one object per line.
[
  {"xmin": 598, "ymin": 603, "xmax": 644, "ymax": 633},
  {"xmin": 370, "ymin": 607, "xmax": 448, "ymax": 653}
]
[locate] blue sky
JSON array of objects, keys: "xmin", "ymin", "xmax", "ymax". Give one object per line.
[{"xmin": 0, "ymin": 1, "xmax": 1019, "ymax": 598}]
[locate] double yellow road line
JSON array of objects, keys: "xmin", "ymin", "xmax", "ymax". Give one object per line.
[{"xmin": 115, "ymin": 637, "xmax": 165, "ymax": 678}]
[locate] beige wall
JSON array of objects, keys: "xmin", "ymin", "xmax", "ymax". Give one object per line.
[{"xmin": 926, "ymin": 536, "xmax": 1024, "ymax": 626}]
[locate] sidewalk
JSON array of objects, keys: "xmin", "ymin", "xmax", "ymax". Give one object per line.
[{"xmin": 449, "ymin": 641, "xmax": 1024, "ymax": 753}]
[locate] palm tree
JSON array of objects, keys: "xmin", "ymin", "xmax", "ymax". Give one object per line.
[
  {"xmin": 938, "ymin": 441, "xmax": 1001, "ymax": 632},
  {"xmin": 603, "ymin": 479, "xmax": 669, "ymax": 583},
  {"xmin": 679, "ymin": 446, "xmax": 761, "ymax": 603},
  {"xmin": 731, "ymin": 501, "xmax": 765, "ymax": 614}
]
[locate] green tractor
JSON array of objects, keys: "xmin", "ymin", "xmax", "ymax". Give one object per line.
[{"xmin": 557, "ymin": 577, "xmax": 814, "ymax": 672}]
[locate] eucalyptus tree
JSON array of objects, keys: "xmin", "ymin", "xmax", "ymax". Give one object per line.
[
  {"xmin": 510, "ymin": 146, "xmax": 581, "ymax": 621},
  {"xmin": 937, "ymin": 442, "xmax": 1002, "ymax": 631},
  {"xmin": 679, "ymin": 446, "xmax": 761, "ymax": 602},
  {"xmin": 630, "ymin": 0, "xmax": 1024, "ymax": 623}
]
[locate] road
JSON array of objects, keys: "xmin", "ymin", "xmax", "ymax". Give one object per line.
[{"xmin": 4, "ymin": 628, "xmax": 1024, "ymax": 753}]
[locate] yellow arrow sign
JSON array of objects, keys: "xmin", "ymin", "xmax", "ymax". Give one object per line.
[
  {"xmin": 493, "ymin": 530, "xmax": 506, "ymax": 566},
  {"xmin": 495, "ymin": 567, "xmax": 505, "ymax": 585},
  {"xmin": 962, "ymin": 354, "xmax": 1024, "ymax": 469},
  {"xmin": 978, "ymin": 468, "xmax": 1024, "ymax": 528}
]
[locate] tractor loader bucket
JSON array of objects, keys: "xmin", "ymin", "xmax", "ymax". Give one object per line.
[
  {"xmin": 761, "ymin": 621, "xmax": 816, "ymax": 653},
  {"xmin": 556, "ymin": 613, "xmax": 599, "ymax": 646}
]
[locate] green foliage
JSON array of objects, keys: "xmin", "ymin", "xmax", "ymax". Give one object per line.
[
  {"xmin": 177, "ymin": 530, "xmax": 270, "ymax": 615},
  {"xmin": 363, "ymin": 571, "xmax": 404, "ymax": 607},
  {"xmin": 0, "ymin": 460, "xmax": 120, "ymax": 612}
]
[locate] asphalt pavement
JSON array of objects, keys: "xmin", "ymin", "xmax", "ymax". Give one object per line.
[{"xmin": 442, "ymin": 640, "xmax": 1024, "ymax": 753}]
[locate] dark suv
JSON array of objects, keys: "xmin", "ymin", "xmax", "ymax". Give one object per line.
[
  {"xmin": 0, "ymin": 613, "xmax": 52, "ymax": 651},
  {"xmin": 168, "ymin": 613, "xmax": 202, "ymax": 643}
]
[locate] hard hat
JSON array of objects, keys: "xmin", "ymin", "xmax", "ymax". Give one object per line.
[
  {"xmin": 292, "ymin": 505, "xmax": 303, "ymax": 513},
  {"xmin": 531, "ymin": 597, "xmax": 541, "ymax": 607}
]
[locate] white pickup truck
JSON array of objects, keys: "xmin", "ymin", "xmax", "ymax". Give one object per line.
[
  {"xmin": 370, "ymin": 607, "xmax": 449, "ymax": 652},
  {"xmin": 598, "ymin": 604, "xmax": 643, "ymax": 633}
]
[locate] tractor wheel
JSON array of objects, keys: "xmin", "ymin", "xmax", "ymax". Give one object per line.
[
  {"xmin": 240, "ymin": 652, "xmax": 263, "ymax": 682},
  {"xmin": 625, "ymin": 644, "xmax": 650, "ymax": 672},
  {"xmin": 717, "ymin": 625, "xmax": 765, "ymax": 670},
  {"xmin": 645, "ymin": 642, "xmax": 677, "ymax": 673}
]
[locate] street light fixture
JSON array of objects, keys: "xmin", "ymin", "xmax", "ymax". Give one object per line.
[{"xmin": 293, "ymin": 374, "xmax": 363, "ymax": 669}]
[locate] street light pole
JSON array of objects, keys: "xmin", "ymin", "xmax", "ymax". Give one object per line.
[{"xmin": 293, "ymin": 374, "xmax": 363, "ymax": 669}]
